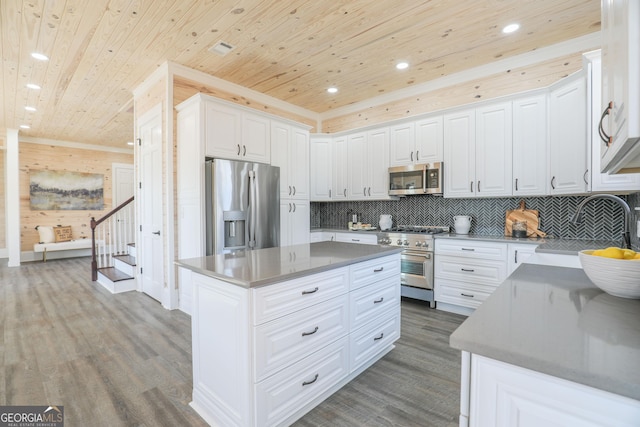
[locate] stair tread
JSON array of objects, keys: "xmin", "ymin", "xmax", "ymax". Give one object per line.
[
  {"xmin": 98, "ymin": 267, "xmax": 134, "ymax": 282},
  {"xmin": 127, "ymin": 243, "xmax": 135, "ymax": 247},
  {"xmin": 113, "ymin": 254, "xmax": 136, "ymax": 266}
]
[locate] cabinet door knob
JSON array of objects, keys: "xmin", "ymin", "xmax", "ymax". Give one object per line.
[
  {"xmin": 237, "ymin": 144, "xmax": 241, "ymax": 155},
  {"xmin": 470, "ymin": 181, "xmax": 473, "ymax": 192},
  {"xmin": 411, "ymin": 151, "xmax": 414, "ymax": 162},
  {"xmin": 288, "ymin": 185, "xmax": 292, "ymax": 195},
  {"xmin": 292, "ymin": 186, "xmax": 296, "ymax": 195},
  {"xmin": 344, "ymin": 188, "xmax": 347, "ymax": 197},
  {"xmin": 416, "ymin": 150, "xmax": 420, "ymax": 161},
  {"xmin": 242, "ymin": 145, "xmax": 247, "ymax": 156},
  {"xmin": 515, "ymin": 178, "xmax": 518, "ymax": 192},
  {"xmin": 583, "ymin": 169, "xmax": 589, "ymax": 185},
  {"xmin": 363, "ymin": 187, "xmax": 367, "ymax": 196},
  {"xmin": 551, "ymin": 176, "xmax": 556, "ymax": 190},
  {"xmin": 477, "ymin": 181, "xmax": 480, "ymax": 192}
]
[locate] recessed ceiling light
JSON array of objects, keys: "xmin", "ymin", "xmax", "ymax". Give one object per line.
[
  {"xmin": 396, "ymin": 62, "xmax": 409, "ymax": 70},
  {"xmin": 26, "ymin": 83, "xmax": 41, "ymax": 90},
  {"xmin": 127, "ymin": 141, "xmax": 134, "ymax": 146},
  {"xmin": 31, "ymin": 52, "xmax": 49, "ymax": 61},
  {"xmin": 25, "ymin": 106, "xmax": 37, "ymax": 112},
  {"xmin": 327, "ymin": 87, "xmax": 338, "ymax": 94},
  {"xmin": 19, "ymin": 124, "xmax": 30, "ymax": 129},
  {"xmin": 502, "ymin": 23, "xmax": 520, "ymax": 34}
]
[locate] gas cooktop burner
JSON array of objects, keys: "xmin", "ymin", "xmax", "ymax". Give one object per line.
[{"xmin": 389, "ymin": 225, "xmax": 449, "ymax": 234}]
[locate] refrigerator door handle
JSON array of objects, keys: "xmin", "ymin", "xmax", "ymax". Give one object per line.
[{"xmin": 248, "ymin": 170, "xmax": 257, "ymax": 248}]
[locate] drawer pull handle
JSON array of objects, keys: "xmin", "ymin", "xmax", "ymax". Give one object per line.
[
  {"xmin": 373, "ymin": 267, "xmax": 384, "ymax": 272},
  {"xmin": 461, "ymin": 293, "xmax": 475, "ymax": 298},
  {"xmin": 461, "ymin": 268, "xmax": 475, "ymax": 272},
  {"xmin": 302, "ymin": 326, "xmax": 319, "ymax": 337},
  {"xmin": 352, "ymin": 239, "xmax": 360, "ymax": 242},
  {"xmin": 461, "ymin": 248, "xmax": 475, "ymax": 251},
  {"xmin": 301, "ymin": 287, "xmax": 319, "ymax": 295},
  {"xmin": 373, "ymin": 297, "xmax": 384, "ymax": 304},
  {"xmin": 373, "ymin": 332, "xmax": 384, "ymax": 341},
  {"xmin": 302, "ymin": 374, "xmax": 319, "ymax": 386}
]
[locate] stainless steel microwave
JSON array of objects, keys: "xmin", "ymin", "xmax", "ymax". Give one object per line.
[{"xmin": 389, "ymin": 162, "xmax": 443, "ymax": 196}]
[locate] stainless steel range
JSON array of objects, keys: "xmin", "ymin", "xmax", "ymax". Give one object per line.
[{"xmin": 377, "ymin": 225, "xmax": 449, "ymax": 308}]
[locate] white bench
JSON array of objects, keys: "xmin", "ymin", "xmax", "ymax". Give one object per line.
[{"xmin": 34, "ymin": 239, "xmax": 95, "ymax": 262}]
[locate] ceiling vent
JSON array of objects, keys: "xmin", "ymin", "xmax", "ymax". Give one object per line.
[{"xmin": 209, "ymin": 41, "xmax": 235, "ymax": 56}]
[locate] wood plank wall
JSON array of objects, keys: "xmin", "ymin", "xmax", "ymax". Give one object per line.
[
  {"xmin": 0, "ymin": 148, "xmax": 5, "ymax": 248},
  {"xmin": 322, "ymin": 53, "xmax": 585, "ymax": 133},
  {"xmin": 20, "ymin": 142, "xmax": 133, "ymax": 251}
]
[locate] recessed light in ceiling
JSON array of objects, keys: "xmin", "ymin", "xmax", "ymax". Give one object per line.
[
  {"xmin": 25, "ymin": 106, "xmax": 37, "ymax": 112},
  {"xmin": 26, "ymin": 83, "xmax": 41, "ymax": 90},
  {"xmin": 327, "ymin": 87, "xmax": 338, "ymax": 94},
  {"xmin": 502, "ymin": 23, "xmax": 520, "ymax": 34},
  {"xmin": 31, "ymin": 52, "xmax": 49, "ymax": 61},
  {"xmin": 19, "ymin": 124, "xmax": 30, "ymax": 129},
  {"xmin": 208, "ymin": 41, "xmax": 235, "ymax": 56},
  {"xmin": 396, "ymin": 62, "xmax": 409, "ymax": 70},
  {"xmin": 127, "ymin": 141, "xmax": 134, "ymax": 146}
]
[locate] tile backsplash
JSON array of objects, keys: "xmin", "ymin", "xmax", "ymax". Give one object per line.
[{"xmin": 312, "ymin": 193, "xmax": 640, "ymax": 248}]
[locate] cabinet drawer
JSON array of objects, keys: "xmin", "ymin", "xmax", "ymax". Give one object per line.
[
  {"xmin": 335, "ymin": 232, "xmax": 378, "ymax": 245},
  {"xmin": 252, "ymin": 267, "xmax": 349, "ymax": 325},
  {"xmin": 255, "ymin": 337, "xmax": 349, "ymax": 427},
  {"xmin": 350, "ymin": 308, "xmax": 401, "ymax": 372},
  {"xmin": 350, "ymin": 277, "xmax": 399, "ymax": 330},
  {"xmin": 254, "ymin": 295, "xmax": 349, "ymax": 382},
  {"xmin": 435, "ymin": 239, "xmax": 507, "ymax": 261},
  {"xmin": 434, "ymin": 279, "xmax": 493, "ymax": 309},
  {"xmin": 435, "ymin": 255, "xmax": 507, "ymax": 285},
  {"xmin": 351, "ymin": 254, "xmax": 400, "ymax": 290}
]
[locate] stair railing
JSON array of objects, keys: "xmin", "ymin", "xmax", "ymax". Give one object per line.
[{"xmin": 90, "ymin": 196, "xmax": 135, "ymax": 281}]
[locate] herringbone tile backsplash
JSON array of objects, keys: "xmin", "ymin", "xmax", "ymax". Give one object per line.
[{"xmin": 312, "ymin": 193, "xmax": 640, "ymax": 246}]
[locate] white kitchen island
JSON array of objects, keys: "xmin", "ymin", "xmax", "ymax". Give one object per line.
[
  {"xmin": 176, "ymin": 242, "xmax": 402, "ymax": 427},
  {"xmin": 450, "ymin": 263, "xmax": 640, "ymax": 427}
]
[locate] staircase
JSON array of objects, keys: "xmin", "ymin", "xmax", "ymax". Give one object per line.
[
  {"xmin": 96, "ymin": 243, "xmax": 137, "ymax": 293},
  {"xmin": 91, "ymin": 196, "xmax": 137, "ymax": 294}
]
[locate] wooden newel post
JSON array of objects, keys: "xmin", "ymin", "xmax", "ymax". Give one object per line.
[{"xmin": 90, "ymin": 217, "xmax": 97, "ymax": 281}]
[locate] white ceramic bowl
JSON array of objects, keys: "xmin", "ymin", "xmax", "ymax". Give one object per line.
[{"xmin": 578, "ymin": 250, "xmax": 640, "ymax": 299}]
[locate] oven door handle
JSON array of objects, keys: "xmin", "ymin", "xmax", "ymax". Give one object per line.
[{"xmin": 403, "ymin": 251, "xmax": 431, "ymax": 259}]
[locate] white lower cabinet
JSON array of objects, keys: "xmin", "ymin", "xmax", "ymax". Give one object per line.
[
  {"xmin": 466, "ymin": 353, "xmax": 640, "ymax": 427},
  {"xmin": 507, "ymin": 243, "xmax": 538, "ymax": 275},
  {"xmin": 435, "ymin": 239, "xmax": 508, "ymax": 315},
  {"xmin": 309, "ymin": 231, "xmax": 335, "ymax": 242},
  {"xmin": 187, "ymin": 253, "xmax": 401, "ymax": 426}
]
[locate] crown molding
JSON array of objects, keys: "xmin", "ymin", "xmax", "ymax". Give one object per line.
[{"xmin": 19, "ymin": 135, "xmax": 134, "ymax": 154}]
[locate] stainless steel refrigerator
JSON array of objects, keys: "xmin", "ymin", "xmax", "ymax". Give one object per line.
[{"xmin": 205, "ymin": 158, "xmax": 280, "ymax": 255}]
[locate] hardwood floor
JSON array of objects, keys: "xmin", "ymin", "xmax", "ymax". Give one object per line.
[{"xmin": 0, "ymin": 257, "xmax": 466, "ymax": 427}]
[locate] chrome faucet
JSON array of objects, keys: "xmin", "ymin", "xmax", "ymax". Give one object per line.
[{"xmin": 569, "ymin": 194, "xmax": 632, "ymax": 249}]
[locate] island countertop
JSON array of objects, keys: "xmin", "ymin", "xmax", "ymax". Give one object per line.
[
  {"xmin": 450, "ymin": 263, "xmax": 640, "ymax": 401},
  {"xmin": 176, "ymin": 241, "xmax": 402, "ymax": 288}
]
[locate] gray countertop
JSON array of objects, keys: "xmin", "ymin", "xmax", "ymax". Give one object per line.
[
  {"xmin": 176, "ymin": 241, "xmax": 401, "ymax": 288},
  {"xmin": 450, "ymin": 263, "xmax": 640, "ymax": 401}
]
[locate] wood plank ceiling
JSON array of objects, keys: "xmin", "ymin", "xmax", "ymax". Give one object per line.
[{"xmin": 0, "ymin": 0, "xmax": 600, "ymax": 148}]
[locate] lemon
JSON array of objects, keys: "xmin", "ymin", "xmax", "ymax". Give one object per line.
[
  {"xmin": 599, "ymin": 247, "xmax": 625, "ymax": 259},
  {"xmin": 633, "ymin": 253, "xmax": 640, "ymax": 260},
  {"xmin": 623, "ymin": 249, "xmax": 637, "ymax": 259},
  {"xmin": 592, "ymin": 249, "xmax": 604, "ymax": 256}
]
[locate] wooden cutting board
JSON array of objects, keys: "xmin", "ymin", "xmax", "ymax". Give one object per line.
[{"xmin": 505, "ymin": 200, "xmax": 546, "ymax": 237}]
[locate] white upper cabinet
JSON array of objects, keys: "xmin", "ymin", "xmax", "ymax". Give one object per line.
[
  {"xmin": 389, "ymin": 115, "xmax": 443, "ymax": 166},
  {"xmin": 271, "ymin": 121, "xmax": 309, "ymax": 200},
  {"xmin": 512, "ymin": 94, "xmax": 548, "ymax": 196},
  {"xmin": 332, "ymin": 136, "xmax": 349, "ymax": 201},
  {"xmin": 444, "ymin": 102, "xmax": 512, "ymax": 198},
  {"xmin": 548, "ymin": 72, "xmax": 589, "ymax": 195},
  {"xmin": 586, "ymin": 51, "xmax": 640, "ymax": 192},
  {"xmin": 444, "ymin": 109, "xmax": 476, "ymax": 198},
  {"xmin": 415, "ymin": 115, "xmax": 444, "ymax": 164},
  {"xmin": 347, "ymin": 128, "xmax": 392, "ymax": 200},
  {"xmin": 309, "ymin": 136, "xmax": 333, "ymax": 201},
  {"xmin": 475, "ymin": 101, "xmax": 513, "ymax": 197},
  {"xmin": 204, "ymin": 97, "xmax": 271, "ymax": 164},
  {"xmin": 600, "ymin": 0, "xmax": 640, "ymax": 173}
]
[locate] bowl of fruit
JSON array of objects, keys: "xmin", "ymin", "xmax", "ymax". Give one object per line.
[{"xmin": 578, "ymin": 247, "xmax": 640, "ymax": 299}]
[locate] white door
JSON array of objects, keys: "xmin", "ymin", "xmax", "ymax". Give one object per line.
[
  {"xmin": 513, "ymin": 94, "xmax": 548, "ymax": 196},
  {"xmin": 415, "ymin": 115, "xmax": 443, "ymax": 164},
  {"xmin": 444, "ymin": 109, "xmax": 476, "ymax": 198},
  {"xmin": 368, "ymin": 128, "xmax": 390, "ymax": 199},
  {"xmin": 475, "ymin": 101, "xmax": 513, "ymax": 197},
  {"xmin": 138, "ymin": 106, "xmax": 164, "ymax": 302}
]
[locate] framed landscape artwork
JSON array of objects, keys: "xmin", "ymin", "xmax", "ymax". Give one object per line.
[{"xmin": 30, "ymin": 169, "xmax": 104, "ymax": 210}]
